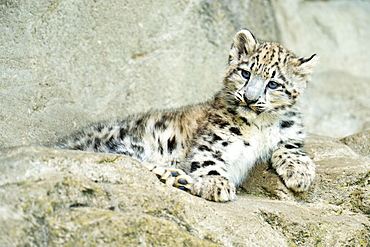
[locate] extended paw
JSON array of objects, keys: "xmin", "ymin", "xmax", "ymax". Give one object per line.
[
  {"xmin": 190, "ymin": 175, "xmax": 236, "ymax": 202},
  {"xmin": 154, "ymin": 167, "xmax": 193, "ymax": 191},
  {"xmin": 142, "ymin": 163, "xmax": 193, "ymax": 191}
]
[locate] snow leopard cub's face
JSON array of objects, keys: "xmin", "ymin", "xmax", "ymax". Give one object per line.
[{"xmin": 225, "ymin": 30, "xmax": 318, "ymax": 117}]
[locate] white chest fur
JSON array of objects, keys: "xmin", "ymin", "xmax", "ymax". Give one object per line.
[{"xmin": 224, "ymin": 123, "xmax": 283, "ymax": 186}]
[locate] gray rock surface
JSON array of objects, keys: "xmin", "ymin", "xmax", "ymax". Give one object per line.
[
  {"xmin": 272, "ymin": 0, "xmax": 370, "ymax": 137},
  {"xmin": 0, "ymin": 0, "xmax": 276, "ymax": 148},
  {"xmin": 0, "ymin": 134, "xmax": 369, "ymax": 246},
  {"xmin": 1, "ymin": 0, "xmax": 369, "ymax": 149}
]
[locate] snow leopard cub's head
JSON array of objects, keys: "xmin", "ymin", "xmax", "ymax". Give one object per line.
[{"xmin": 224, "ymin": 29, "xmax": 318, "ymax": 117}]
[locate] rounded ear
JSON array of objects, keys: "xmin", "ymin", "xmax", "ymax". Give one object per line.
[
  {"xmin": 229, "ymin": 29, "xmax": 258, "ymax": 65},
  {"xmin": 292, "ymin": 54, "xmax": 319, "ymax": 75}
]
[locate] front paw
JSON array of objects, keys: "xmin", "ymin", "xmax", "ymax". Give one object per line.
[
  {"xmin": 142, "ymin": 163, "xmax": 193, "ymax": 191},
  {"xmin": 190, "ymin": 176, "xmax": 236, "ymax": 202},
  {"xmin": 276, "ymin": 157, "xmax": 315, "ymax": 192}
]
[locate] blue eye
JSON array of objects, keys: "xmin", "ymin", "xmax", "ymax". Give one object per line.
[
  {"xmin": 268, "ymin": 81, "xmax": 280, "ymax": 89},
  {"xmin": 241, "ymin": 70, "xmax": 251, "ymax": 80}
]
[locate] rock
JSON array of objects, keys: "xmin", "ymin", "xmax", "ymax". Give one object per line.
[
  {"xmin": 0, "ymin": 0, "xmax": 277, "ymax": 148},
  {"xmin": 0, "ymin": 146, "xmax": 220, "ymax": 246},
  {"xmin": 1, "ymin": 134, "xmax": 369, "ymax": 246},
  {"xmin": 272, "ymin": 0, "xmax": 370, "ymax": 137},
  {"xmin": 340, "ymin": 130, "xmax": 370, "ymax": 157}
]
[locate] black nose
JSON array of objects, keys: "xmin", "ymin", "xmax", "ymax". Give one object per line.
[{"xmin": 244, "ymin": 97, "xmax": 258, "ymax": 105}]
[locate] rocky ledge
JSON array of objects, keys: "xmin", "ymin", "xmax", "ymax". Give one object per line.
[{"xmin": 0, "ymin": 132, "xmax": 369, "ymax": 246}]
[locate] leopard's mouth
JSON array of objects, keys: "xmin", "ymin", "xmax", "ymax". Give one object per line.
[
  {"xmin": 239, "ymin": 105, "xmax": 264, "ymax": 115},
  {"xmin": 234, "ymin": 97, "xmax": 265, "ymax": 115}
]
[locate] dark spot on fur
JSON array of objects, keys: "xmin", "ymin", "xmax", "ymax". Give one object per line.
[
  {"xmin": 191, "ymin": 162, "xmax": 200, "ymax": 172},
  {"xmin": 167, "ymin": 136, "xmax": 176, "ymax": 154},
  {"xmin": 216, "ymin": 157, "xmax": 225, "ymax": 163},
  {"xmin": 119, "ymin": 128, "xmax": 126, "ymax": 140},
  {"xmin": 86, "ymin": 139, "xmax": 92, "ymax": 147},
  {"xmin": 136, "ymin": 119, "xmax": 143, "ymax": 126},
  {"xmin": 222, "ymin": 141, "xmax": 229, "ymax": 147},
  {"xmin": 213, "ymin": 134, "xmax": 222, "ymax": 142},
  {"xmin": 96, "ymin": 125, "xmax": 103, "ymax": 132},
  {"xmin": 219, "ymin": 121, "xmax": 230, "ymax": 128},
  {"xmin": 217, "ymin": 189, "xmax": 222, "ymax": 196},
  {"xmin": 212, "ymin": 151, "xmax": 225, "ymax": 163},
  {"xmin": 243, "ymin": 141, "xmax": 250, "ymax": 146},
  {"xmin": 294, "ymin": 142, "xmax": 303, "ymax": 148},
  {"xmin": 93, "ymin": 139, "xmax": 101, "ymax": 150},
  {"xmin": 179, "ymin": 123, "xmax": 185, "ymax": 134},
  {"xmin": 227, "ymin": 108, "xmax": 238, "ymax": 115},
  {"xmin": 280, "ymin": 120, "xmax": 294, "ymax": 128},
  {"xmin": 229, "ymin": 127, "xmax": 242, "ymax": 136},
  {"xmin": 212, "ymin": 117, "xmax": 230, "ymax": 128},
  {"xmin": 285, "ymin": 144, "xmax": 296, "ymax": 149},
  {"xmin": 240, "ymin": 117, "xmax": 250, "ymax": 126},
  {"xmin": 202, "ymin": 160, "xmax": 215, "ymax": 167},
  {"xmin": 73, "ymin": 144, "xmax": 83, "ymax": 150},
  {"xmin": 271, "ymin": 71, "xmax": 276, "ymax": 78},
  {"xmin": 132, "ymin": 136, "xmax": 140, "ymax": 143},
  {"xmin": 155, "ymin": 120, "xmax": 166, "ymax": 130},
  {"xmin": 132, "ymin": 144, "xmax": 144, "ymax": 154},
  {"xmin": 158, "ymin": 140, "xmax": 164, "ymax": 155},
  {"xmin": 208, "ymin": 170, "xmax": 220, "ymax": 176},
  {"xmin": 250, "ymin": 62, "xmax": 255, "ymax": 70},
  {"xmin": 199, "ymin": 145, "xmax": 211, "ymax": 152},
  {"xmin": 285, "ymin": 111, "xmax": 296, "ymax": 117},
  {"xmin": 106, "ymin": 138, "xmax": 117, "ymax": 150}
]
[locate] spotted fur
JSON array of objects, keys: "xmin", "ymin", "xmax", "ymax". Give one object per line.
[{"xmin": 58, "ymin": 29, "xmax": 317, "ymax": 202}]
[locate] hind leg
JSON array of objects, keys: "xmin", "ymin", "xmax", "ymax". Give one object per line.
[{"xmin": 142, "ymin": 163, "xmax": 193, "ymax": 191}]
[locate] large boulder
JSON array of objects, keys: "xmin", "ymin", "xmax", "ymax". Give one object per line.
[
  {"xmin": 272, "ymin": 0, "xmax": 370, "ymax": 137},
  {"xmin": 1, "ymin": 133, "xmax": 369, "ymax": 246},
  {"xmin": 0, "ymin": 0, "xmax": 276, "ymax": 148},
  {"xmin": 2, "ymin": 0, "xmax": 369, "ymax": 149}
]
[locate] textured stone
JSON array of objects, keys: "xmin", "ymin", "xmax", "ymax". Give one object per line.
[
  {"xmin": 1, "ymin": 134, "xmax": 369, "ymax": 246},
  {"xmin": 272, "ymin": 0, "xmax": 370, "ymax": 137},
  {"xmin": 341, "ymin": 130, "xmax": 370, "ymax": 157},
  {"xmin": 0, "ymin": 0, "xmax": 276, "ymax": 148},
  {"xmin": 1, "ymin": 0, "xmax": 369, "ymax": 147}
]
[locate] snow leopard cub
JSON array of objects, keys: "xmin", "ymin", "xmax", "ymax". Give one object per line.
[{"xmin": 59, "ymin": 29, "xmax": 318, "ymax": 202}]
